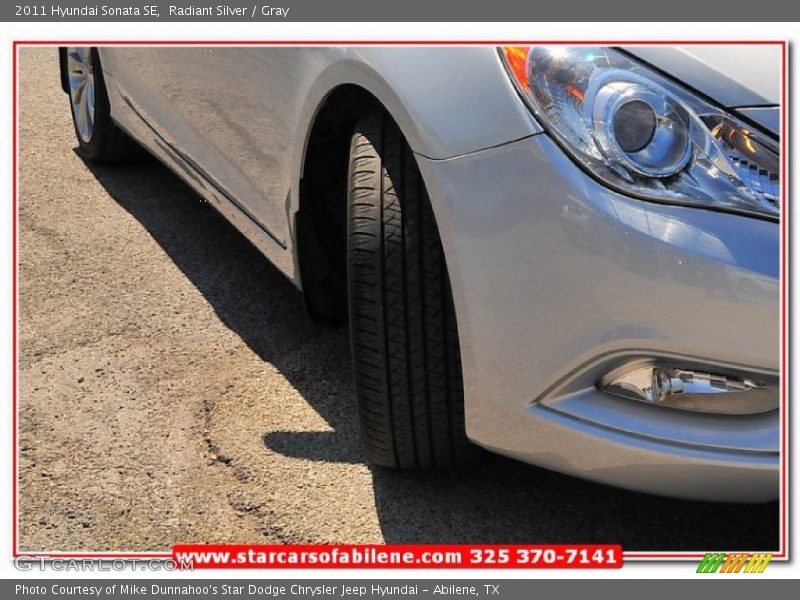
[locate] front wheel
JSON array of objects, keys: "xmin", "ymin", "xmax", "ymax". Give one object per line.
[{"xmin": 347, "ymin": 113, "xmax": 477, "ymax": 469}]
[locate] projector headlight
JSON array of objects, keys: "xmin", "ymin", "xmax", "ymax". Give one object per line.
[{"xmin": 501, "ymin": 46, "xmax": 780, "ymax": 219}]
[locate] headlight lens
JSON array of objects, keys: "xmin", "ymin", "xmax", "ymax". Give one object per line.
[{"xmin": 501, "ymin": 46, "xmax": 780, "ymax": 219}]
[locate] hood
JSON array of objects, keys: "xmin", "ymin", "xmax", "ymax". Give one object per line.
[{"xmin": 623, "ymin": 45, "xmax": 781, "ymax": 108}]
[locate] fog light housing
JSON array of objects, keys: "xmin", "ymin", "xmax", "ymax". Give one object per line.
[{"xmin": 600, "ymin": 365, "xmax": 777, "ymax": 415}]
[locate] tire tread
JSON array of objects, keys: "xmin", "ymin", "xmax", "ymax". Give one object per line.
[{"xmin": 347, "ymin": 113, "xmax": 476, "ymax": 469}]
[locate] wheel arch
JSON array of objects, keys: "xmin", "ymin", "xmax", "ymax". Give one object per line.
[
  {"xmin": 295, "ymin": 78, "xmax": 428, "ymax": 324},
  {"xmin": 291, "ymin": 47, "xmax": 537, "ymax": 320}
]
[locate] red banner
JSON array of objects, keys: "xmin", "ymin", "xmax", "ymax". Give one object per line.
[{"xmin": 172, "ymin": 544, "xmax": 622, "ymax": 569}]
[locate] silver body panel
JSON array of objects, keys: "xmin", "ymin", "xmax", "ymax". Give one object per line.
[
  {"xmin": 417, "ymin": 135, "xmax": 778, "ymax": 501},
  {"xmin": 96, "ymin": 46, "xmax": 780, "ymax": 501},
  {"xmin": 100, "ymin": 46, "xmax": 541, "ymax": 279},
  {"xmin": 624, "ymin": 45, "xmax": 781, "ymax": 107}
]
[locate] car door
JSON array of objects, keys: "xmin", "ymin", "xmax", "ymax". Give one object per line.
[{"xmin": 102, "ymin": 47, "xmax": 321, "ymax": 249}]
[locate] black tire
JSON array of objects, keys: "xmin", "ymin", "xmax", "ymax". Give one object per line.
[
  {"xmin": 65, "ymin": 47, "xmax": 140, "ymax": 163},
  {"xmin": 347, "ymin": 113, "xmax": 476, "ymax": 469}
]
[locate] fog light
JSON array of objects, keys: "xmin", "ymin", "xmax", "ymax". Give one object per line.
[{"xmin": 600, "ymin": 365, "xmax": 777, "ymax": 415}]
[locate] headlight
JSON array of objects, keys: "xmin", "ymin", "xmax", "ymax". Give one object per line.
[{"xmin": 500, "ymin": 46, "xmax": 780, "ymax": 219}]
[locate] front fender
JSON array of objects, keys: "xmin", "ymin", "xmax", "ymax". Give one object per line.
[{"xmin": 300, "ymin": 47, "xmax": 541, "ymax": 160}]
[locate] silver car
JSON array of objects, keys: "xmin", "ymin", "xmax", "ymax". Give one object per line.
[{"xmin": 60, "ymin": 45, "xmax": 781, "ymax": 502}]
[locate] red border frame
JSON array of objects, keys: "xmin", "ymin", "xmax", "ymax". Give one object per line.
[{"xmin": 11, "ymin": 39, "xmax": 789, "ymax": 564}]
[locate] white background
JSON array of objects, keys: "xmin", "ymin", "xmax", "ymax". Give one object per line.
[{"xmin": 0, "ymin": 20, "xmax": 796, "ymax": 579}]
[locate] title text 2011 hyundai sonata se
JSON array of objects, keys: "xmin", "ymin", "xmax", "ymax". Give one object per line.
[{"xmin": 60, "ymin": 45, "xmax": 781, "ymax": 502}]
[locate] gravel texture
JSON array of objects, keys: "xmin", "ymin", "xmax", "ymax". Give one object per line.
[{"xmin": 18, "ymin": 47, "xmax": 778, "ymax": 553}]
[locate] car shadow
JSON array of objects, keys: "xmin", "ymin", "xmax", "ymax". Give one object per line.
[{"xmin": 83, "ymin": 153, "xmax": 779, "ymax": 552}]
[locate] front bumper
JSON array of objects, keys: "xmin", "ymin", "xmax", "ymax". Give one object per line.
[{"xmin": 417, "ymin": 134, "xmax": 779, "ymax": 502}]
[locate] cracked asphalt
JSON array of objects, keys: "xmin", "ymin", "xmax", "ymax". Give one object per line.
[{"xmin": 18, "ymin": 47, "xmax": 779, "ymax": 553}]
